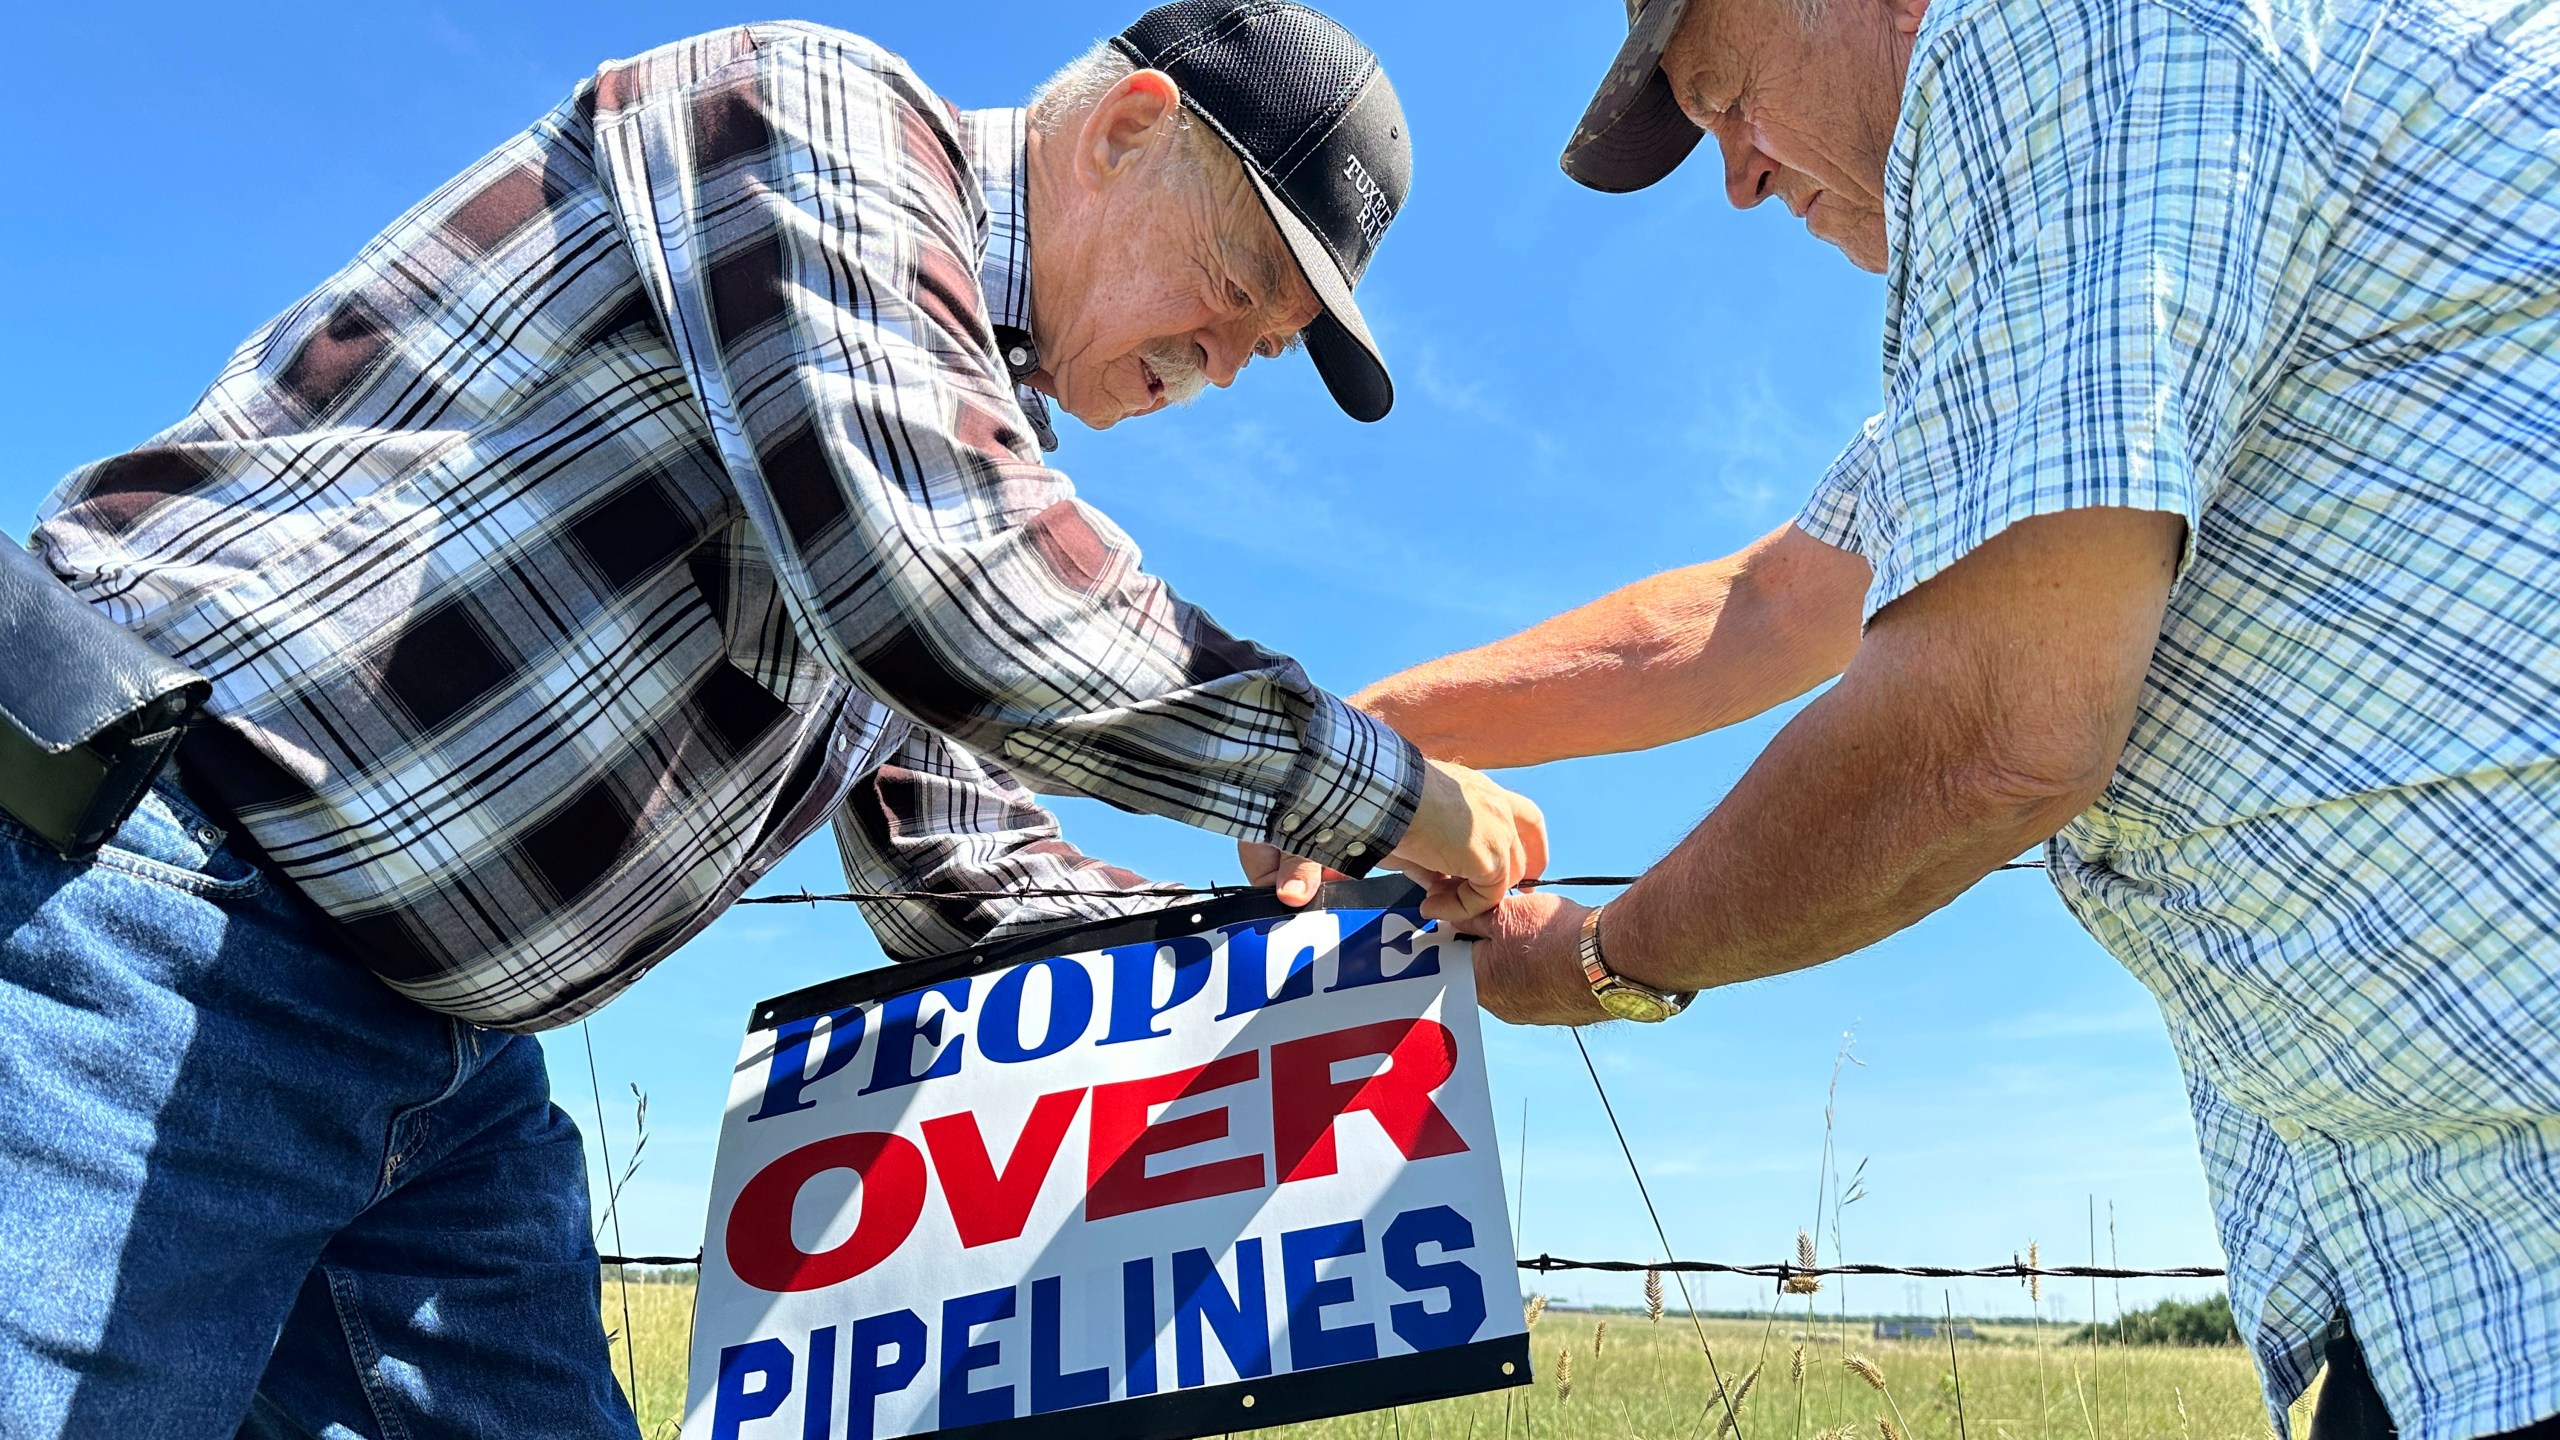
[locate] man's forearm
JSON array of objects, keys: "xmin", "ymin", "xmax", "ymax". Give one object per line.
[
  {"xmin": 1354, "ymin": 525, "xmax": 1868, "ymax": 770},
  {"xmin": 1602, "ymin": 661, "xmax": 2104, "ymax": 993},
  {"xmin": 1595, "ymin": 510, "xmax": 2182, "ymax": 997}
]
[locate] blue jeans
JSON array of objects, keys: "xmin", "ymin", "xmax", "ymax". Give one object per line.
[{"xmin": 0, "ymin": 777, "xmax": 639, "ymax": 1439}]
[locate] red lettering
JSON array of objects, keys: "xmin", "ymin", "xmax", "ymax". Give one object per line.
[
  {"xmin": 1085, "ymin": 1052, "xmax": 1264, "ymax": 1221},
  {"xmin": 1272, "ymin": 1019, "xmax": 1467, "ymax": 1183},
  {"xmin": 920, "ymin": 1088, "xmax": 1087, "ymax": 1248},
  {"xmin": 726, "ymin": 1132, "xmax": 928, "ymax": 1292}
]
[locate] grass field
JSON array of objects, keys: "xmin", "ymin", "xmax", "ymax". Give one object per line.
[{"xmin": 601, "ymin": 1281, "xmax": 2313, "ymax": 1440}]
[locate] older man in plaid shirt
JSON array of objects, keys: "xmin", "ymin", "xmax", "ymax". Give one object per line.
[
  {"xmin": 1333, "ymin": 0, "xmax": 2560, "ymax": 1434},
  {"xmin": 0, "ymin": 5, "xmax": 1547, "ymax": 1437}
]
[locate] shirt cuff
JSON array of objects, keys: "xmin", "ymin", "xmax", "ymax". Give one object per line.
[
  {"xmin": 1794, "ymin": 415, "xmax": 1880, "ymax": 553},
  {"xmin": 1266, "ymin": 694, "xmax": 1424, "ymax": 875}
]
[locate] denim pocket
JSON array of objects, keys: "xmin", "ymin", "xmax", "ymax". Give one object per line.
[{"xmin": 7, "ymin": 783, "xmax": 272, "ymax": 902}]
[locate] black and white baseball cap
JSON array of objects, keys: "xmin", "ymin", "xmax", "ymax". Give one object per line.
[
  {"xmin": 1560, "ymin": 0, "xmax": 1707, "ymax": 193},
  {"xmin": 1112, "ymin": 0, "xmax": 1410, "ymax": 422}
]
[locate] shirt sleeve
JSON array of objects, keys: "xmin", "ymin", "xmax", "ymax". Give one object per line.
[
  {"xmin": 832, "ymin": 724, "xmax": 1183, "ymax": 962},
  {"xmin": 1841, "ymin": 0, "xmax": 2323, "ymax": 621},
  {"xmin": 584, "ymin": 23, "xmax": 1418, "ymax": 874},
  {"xmin": 1792, "ymin": 415, "xmax": 1881, "ymax": 552}
]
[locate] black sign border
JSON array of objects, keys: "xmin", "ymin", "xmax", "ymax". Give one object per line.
[
  {"xmin": 734, "ymin": 877, "xmax": 1533, "ymax": 1435},
  {"xmin": 750, "ymin": 876, "xmax": 1431, "ymax": 1031},
  {"xmin": 926, "ymin": 1334, "xmax": 1533, "ymax": 1440}
]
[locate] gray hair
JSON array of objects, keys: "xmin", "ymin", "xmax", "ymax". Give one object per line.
[{"xmin": 1028, "ymin": 39, "xmax": 1232, "ymax": 186}]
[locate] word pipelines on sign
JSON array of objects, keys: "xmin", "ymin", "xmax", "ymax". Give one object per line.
[
  {"xmin": 711, "ymin": 1203, "xmax": 1492, "ymax": 1440},
  {"xmin": 728, "ymin": 1016, "xmax": 1469, "ymax": 1293}
]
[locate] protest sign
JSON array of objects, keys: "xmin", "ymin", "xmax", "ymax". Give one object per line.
[{"xmin": 681, "ymin": 877, "xmax": 1530, "ymax": 1440}]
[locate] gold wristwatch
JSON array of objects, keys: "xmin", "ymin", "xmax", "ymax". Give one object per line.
[{"xmin": 1579, "ymin": 905, "xmax": 1694, "ymax": 1022}]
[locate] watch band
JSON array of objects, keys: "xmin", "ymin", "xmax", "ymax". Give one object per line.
[{"xmin": 1578, "ymin": 905, "xmax": 1695, "ymax": 1023}]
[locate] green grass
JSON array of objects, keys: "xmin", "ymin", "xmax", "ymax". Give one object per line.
[{"xmin": 602, "ymin": 1282, "xmax": 2311, "ymax": 1440}]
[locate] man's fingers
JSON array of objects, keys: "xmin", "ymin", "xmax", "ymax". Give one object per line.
[
  {"xmin": 1276, "ymin": 856, "xmax": 1324, "ymax": 907},
  {"xmin": 1236, "ymin": 841, "xmax": 1283, "ymax": 887},
  {"xmin": 1241, "ymin": 841, "xmax": 1329, "ymax": 906},
  {"xmin": 1422, "ymin": 876, "xmax": 1503, "ymax": 925},
  {"xmin": 1514, "ymin": 795, "xmax": 1550, "ymax": 886}
]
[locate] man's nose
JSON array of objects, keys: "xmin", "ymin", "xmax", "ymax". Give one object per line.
[
  {"xmin": 1718, "ymin": 127, "xmax": 1781, "ymax": 210},
  {"xmin": 1200, "ymin": 330, "xmax": 1249, "ymax": 388}
]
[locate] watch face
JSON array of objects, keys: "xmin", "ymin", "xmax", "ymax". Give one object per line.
[{"xmin": 1598, "ymin": 987, "xmax": 1670, "ymax": 1023}]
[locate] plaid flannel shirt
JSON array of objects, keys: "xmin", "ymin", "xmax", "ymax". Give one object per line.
[
  {"xmin": 1795, "ymin": 0, "xmax": 2560, "ymax": 1430},
  {"xmin": 27, "ymin": 23, "xmax": 1420, "ymax": 1033}
]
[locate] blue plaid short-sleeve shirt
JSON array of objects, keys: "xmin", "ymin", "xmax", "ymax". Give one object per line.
[{"xmin": 1795, "ymin": 0, "xmax": 2560, "ymax": 1430}]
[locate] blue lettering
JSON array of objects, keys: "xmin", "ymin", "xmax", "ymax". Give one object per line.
[
  {"xmin": 939, "ymin": 1286, "xmax": 1017, "ymax": 1427},
  {"xmin": 1174, "ymin": 1239, "xmax": 1272, "ymax": 1387},
  {"xmin": 752, "ymin": 1006, "xmax": 867, "ymax": 1122},
  {"xmin": 846, "ymin": 1309, "xmax": 927, "ymax": 1440},
  {"xmin": 860, "ymin": 981, "xmax": 969, "ymax": 1095},
  {"xmin": 1099, "ymin": 936, "xmax": 1212, "ymax": 1045},
  {"xmin": 981, "ymin": 957, "xmax": 1095, "ymax": 1064},
  {"xmin": 802, "ymin": 1326, "xmax": 835, "ymax": 1440},
  {"xmin": 1283, "ymin": 1220, "xmax": 1377, "ymax": 1369},
  {"xmin": 712, "ymin": 1337, "xmax": 793, "ymax": 1440},
  {"xmin": 1384, "ymin": 1206, "xmax": 1488, "ymax": 1351},
  {"xmin": 1122, "ymin": 1256, "xmax": 1159, "ymax": 1396},
  {"xmin": 1031, "ymin": 1274, "xmax": 1111, "ymax": 1413},
  {"xmin": 1327, "ymin": 910, "xmax": 1443, "ymax": 992},
  {"xmin": 1215, "ymin": 919, "xmax": 1315, "ymax": 1020}
]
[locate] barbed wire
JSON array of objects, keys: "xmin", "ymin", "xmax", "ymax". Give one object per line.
[
  {"xmin": 731, "ymin": 864, "xmax": 2047, "ymax": 908},
  {"xmin": 599, "ymin": 1251, "xmax": 2221, "ymax": 1283},
  {"xmin": 1518, "ymin": 1255, "xmax": 2225, "ymax": 1283}
]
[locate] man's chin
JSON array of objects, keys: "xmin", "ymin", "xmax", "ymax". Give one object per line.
[
  {"xmin": 1050, "ymin": 394, "xmax": 1145, "ymax": 431},
  {"xmin": 1810, "ymin": 215, "xmax": 1890, "ymax": 273}
]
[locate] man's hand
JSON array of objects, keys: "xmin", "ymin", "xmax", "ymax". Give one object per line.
[
  {"xmin": 1242, "ymin": 758, "xmax": 1547, "ymax": 924},
  {"xmin": 1467, "ymin": 891, "xmax": 1609, "ymax": 1025}
]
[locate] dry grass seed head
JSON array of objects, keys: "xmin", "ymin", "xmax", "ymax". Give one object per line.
[
  {"xmin": 1879, "ymin": 1418, "xmax": 1902, "ymax": 1440},
  {"xmin": 2027, "ymin": 1241, "xmax": 2043, "ymax": 1303},
  {"xmin": 1644, "ymin": 1267, "xmax": 1664, "ymax": 1323},
  {"xmin": 1844, "ymin": 1353, "xmax": 1887, "ymax": 1391},
  {"xmin": 1790, "ymin": 1342, "xmax": 1807, "ymax": 1384},
  {"xmin": 1556, "ymin": 1346, "xmax": 1574, "ymax": 1402},
  {"xmin": 1815, "ymin": 1426, "xmax": 1860, "ymax": 1440},
  {"xmin": 1524, "ymin": 1294, "xmax": 1548, "ymax": 1327},
  {"xmin": 1593, "ymin": 1320, "xmax": 1607, "ymax": 1355},
  {"xmin": 1714, "ymin": 1363, "xmax": 1763, "ymax": 1437},
  {"xmin": 1785, "ymin": 1229, "xmax": 1824, "ymax": 1293}
]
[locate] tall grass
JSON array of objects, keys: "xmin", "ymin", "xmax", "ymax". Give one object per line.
[{"xmin": 605, "ymin": 1291, "xmax": 2302, "ymax": 1440}]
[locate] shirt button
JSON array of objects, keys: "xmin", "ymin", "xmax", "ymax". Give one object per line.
[
  {"xmin": 1281, "ymin": 811, "xmax": 1305, "ymax": 830},
  {"xmin": 2271, "ymin": 1117, "xmax": 2306, "ymax": 1143},
  {"xmin": 1344, "ymin": 842, "xmax": 1365, "ymax": 857},
  {"xmin": 1315, "ymin": 827, "xmax": 1335, "ymax": 844}
]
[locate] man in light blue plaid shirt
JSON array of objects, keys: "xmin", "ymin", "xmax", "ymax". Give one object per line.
[{"xmin": 1322, "ymin": 0, "xmax": 2560, "ymax": 1431}]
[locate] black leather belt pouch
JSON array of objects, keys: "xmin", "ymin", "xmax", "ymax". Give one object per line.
[{"xmin": 0, "ymin": 541, "xmax": 210, "ymax": 859}]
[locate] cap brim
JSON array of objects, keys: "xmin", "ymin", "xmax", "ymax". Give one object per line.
[
  {"xmin": 1560, "ymin": 0, "xmax": 1707, "ymax": 193},
  {"xmin": 1238, "ymin": 163, "xmax": 1394, "ymax": 423}
]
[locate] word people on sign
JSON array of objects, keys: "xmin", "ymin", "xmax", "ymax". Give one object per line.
[{"xmin": 682, "ymin": 883, "xmax": 1528, "ymax": 1440}]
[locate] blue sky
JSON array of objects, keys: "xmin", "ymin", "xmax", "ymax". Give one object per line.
[{"xmin": 0, "ymin": 2, "xmax": 2223, "ymax": 1321}]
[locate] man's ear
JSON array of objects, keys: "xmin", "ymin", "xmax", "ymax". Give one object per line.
[
  {"xmin": 1890, "ymin": 0, "xmax": 1930, "ymax": 39},
  {"xmin": 1075, "ymin": 68, "xmax": 1183, "ymax": 193}
]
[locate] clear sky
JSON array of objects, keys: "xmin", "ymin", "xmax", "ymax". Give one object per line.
[{"xmin": 0, "ymin": 1, "xmax": 2225, "ymax": 1322}]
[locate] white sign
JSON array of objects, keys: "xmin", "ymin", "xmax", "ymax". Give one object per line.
[{"xmin": 682, "ymin": 879, "xmax": 1529, "ymax": 1440}]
